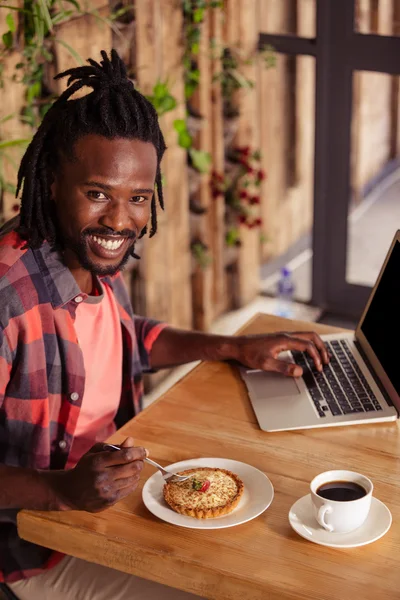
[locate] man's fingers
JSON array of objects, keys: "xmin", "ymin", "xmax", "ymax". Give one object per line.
[
  {"xmin": 291, "ymin": 332, "xmax": 330, "ymax": 364},
  {"xmin": 87, "ymin": 443, "xmax": 110, "ymax": 455},
  {"xmin": 275, "ymin": 335, "xmax": 323, "ymax": 371},
  {"xmin": 120, "ymin": 437, "xmax": 135, "ymax": 448},
  {"xmin": 112, "ymin": 461, "xmax": 145, "ymax": 480},
  {"xmin": 91, "ymin": 446, "xmax": 147, "ymax": 470},
  {"xmin": 262, "ymin": 357, "xmax": 303, "ymax": 378},
  {"xmin": 115, "ymin": 473, "xmax": 141, "ymax": 490}
]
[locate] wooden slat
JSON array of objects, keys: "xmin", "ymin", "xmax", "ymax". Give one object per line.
[
  {"xmin": 190, "ymin": 5, "xmax": 227, "ymax": 330},
  {"xmin": 158, "ymin": 0, "xmax": 192, "ymax": 328},
  {"xmin": 295, "ymin": 1, "xmax": 316, "ymax": 231},
  {"xmin": 0, "ymin": 55, "xmax": 29, "ymax": 222},
  {"xmin": 227, "ymin": 0, "xmax": 261, "ymax": 306},
  {"xmin": 136, "ymin": 0, "xmax": 192, "ymax": 330},
  {"xmin": 53, "ymin": 9, "xmax": 112, "ymax": 89},
  {"xmin": 190, "ymin": 10, "xmax": 214, "ymax": 331},
  {"xmin": 259, "ymin": 1, "xmax": 288, "ymax": 260},
  {"xmin": 0, "ymin": 0, "xmax": 30, "ymax": 222},
  {"xmin": 135, "ymin": 0, "xmax": 170, "ymax": 326},
  {"xmin": 210, "ymin": 6, "xmax": 228, "ymax": 318}
]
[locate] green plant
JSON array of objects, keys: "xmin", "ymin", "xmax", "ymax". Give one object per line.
[
  {"xmin": 213, "ymin": 47, "xmax": 254, "ymax": 117},
  {"xmin": 211, "ymin": 147, "xmax": 265, "ymax": 243},
  {"xmin": 0, "ymin": 0, "xmax": 130, "ymax": 201},
  {"xmin": 0, "ymin": 135, "xmax": 30, "ymax": 198},
  {"xmin": 173, "ymin": 118, "xmax": 211, "ymax": 173},
  {"xmin": 225, "ymin": 226, "xmax": 241, "ymax": 247},
  {"xmin": 191, "ymin": 239, "xmax": 212, "ymax": 269},
  {"xmin": 189, "ymin": 148, "xmax": 211, "ymax": 173},
  {"xmin": 182, "ymin": 0, "xmax": 223, "ymax": 100},
  {"xmin": 145, "ymin": 80, "xmax": 177, "ymax": 116},
  {"xmin": 259, "ymin": 44, "xmax": 276, "ymax": 69},
  {"xmin": 212, "ymin": 44, "xmax": 276, "ymax": 117},
  {"xmin": 1, "ymin": 1, "xmax": 86, "ymax": 129},
  {"xmin": 173, "ymin": 119, "xmax": 193, "ymax": 149}
]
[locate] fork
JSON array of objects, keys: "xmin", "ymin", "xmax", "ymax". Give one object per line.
[{"xmin": 103, "ymin": 444, "xmax": 191, "ymax": 483}]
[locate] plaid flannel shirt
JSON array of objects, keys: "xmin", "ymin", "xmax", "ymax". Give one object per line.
[{"xmin": 0, "ymin": 223, "xmax": 166, "ymax": 582}]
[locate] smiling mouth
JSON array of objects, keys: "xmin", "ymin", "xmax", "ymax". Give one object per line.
[
  {"xmin": 87, "ymin": 234, "xmax": 133, "ymax": 259},
  {"xmin": 92, "ymin": 235, "xmax": 125, "ymax": 250}
]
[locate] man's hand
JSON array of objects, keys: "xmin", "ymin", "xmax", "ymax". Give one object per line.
[
  {"xmin": 232, "ymin": 331, "xmax": 330, "ymax": 377},
  {"xmin": 47, "ymin": 437, "xmax": 146, "ymax": 512},
  {"xmin": 149, "ymin": 326, "xmax": 329, "ymax": 377}
]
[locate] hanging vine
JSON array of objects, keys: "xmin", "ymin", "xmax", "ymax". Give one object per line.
[{"xmin": 0, "ymin": 0, "xmax": 130, "ymax": 203}]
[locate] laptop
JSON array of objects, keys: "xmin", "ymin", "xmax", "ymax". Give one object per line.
[{"xmin": 240, "ymin": 230, "xmax": 400, "ymax": 431}]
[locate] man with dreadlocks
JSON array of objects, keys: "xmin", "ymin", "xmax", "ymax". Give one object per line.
[{"xmin": 0, "ymin": 50, "xmax": 328, "ymax": 598}]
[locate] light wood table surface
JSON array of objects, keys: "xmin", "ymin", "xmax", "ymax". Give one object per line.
[{"xmin": 18, "ymin": 314, "xmax": 400, "ymax": 600}]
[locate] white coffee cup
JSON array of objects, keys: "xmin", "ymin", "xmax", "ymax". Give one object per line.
[{"xmin": 310, "ymin": 470, "xmax": 373, "ymax": 534}]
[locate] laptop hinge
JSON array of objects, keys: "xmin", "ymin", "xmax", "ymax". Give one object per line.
[{"xmin": 354, "ymin": 340, "xmax": 394, "ymax": 407}]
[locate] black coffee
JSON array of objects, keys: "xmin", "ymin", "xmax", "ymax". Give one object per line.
[{"xmin": 316, "ymin": 481, "xmax": 367, "ymax": 502}]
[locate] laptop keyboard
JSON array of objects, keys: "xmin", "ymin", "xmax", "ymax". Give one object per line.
[{"xmin": 292, "ymin": 340, "xmax": 383, "ymax": 418}]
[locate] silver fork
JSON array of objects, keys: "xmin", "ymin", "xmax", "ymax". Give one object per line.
[{"xmin": 103, "ymin": 444, "xmax": 191, "ymax": 483}]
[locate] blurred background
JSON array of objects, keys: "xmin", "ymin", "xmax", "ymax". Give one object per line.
[{"xmin": 1, "ymin": 0, "xmax": 399, "ymax": 396}]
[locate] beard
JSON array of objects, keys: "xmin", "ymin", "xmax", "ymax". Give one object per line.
[{"xmin": 65, "ymin": 228, "xmax": 137, "ymax": 276}]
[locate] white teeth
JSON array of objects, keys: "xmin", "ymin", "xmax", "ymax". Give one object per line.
[{"xmin": 92, "ymin": 235, "xmax": 124, "ymax": 251}]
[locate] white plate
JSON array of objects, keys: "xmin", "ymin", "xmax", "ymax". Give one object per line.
[
  {"xmin": 142, "ymin": 457, "xmax": 274, "ymax": 529},
  {"xmin": 289, "ymin": 494, "xmax": 392, "ymax": 548}
]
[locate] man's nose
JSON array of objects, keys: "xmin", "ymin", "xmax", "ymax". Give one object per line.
[{"xmin": 100, "ymin": 199, "xmax": 132, "ymax": 233}]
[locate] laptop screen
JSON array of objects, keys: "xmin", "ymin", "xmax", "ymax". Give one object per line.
[{"xmin": 361, "ymin": 240, "xmax": 400, "ymax": 395}]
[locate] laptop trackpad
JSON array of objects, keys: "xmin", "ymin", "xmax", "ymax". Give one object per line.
[{"xmin": 247, "ymin": 371, "xmax": 301, "ymax": 398}]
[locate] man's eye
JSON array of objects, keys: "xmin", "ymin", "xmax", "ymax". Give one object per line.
[
  {"xmin": 87, "ymin": 191, "xmax": 107, "ymax": 201},
  {"xmin": 130, "ymin": 196, "xmax": 147, "ymax": 204}
]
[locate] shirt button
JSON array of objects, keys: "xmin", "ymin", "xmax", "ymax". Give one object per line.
[
  {"xmin": 74, "ymin": 295, "xmax": 83, "ymax": 303},
  {"xmin": 70, "ymin": 392, "xmax": 79, "ymax": 402},
  {"xmin": 59, "ymin": 440, "xmax": 67, "ymax": 450}
]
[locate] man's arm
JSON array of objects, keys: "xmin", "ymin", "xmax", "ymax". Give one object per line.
[
  {"xmin": 149, "ymin": 328, "xmax": 330, "ymax": 377},
  {"xmin": 0, "ymin": 465, "xmax": 62, "ymax": 510},
  {"xmin": 0, "ymin": 439, "xmax": 146, "ymax": 512}
]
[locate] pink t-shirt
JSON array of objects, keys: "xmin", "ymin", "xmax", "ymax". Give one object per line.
[{"xmin": 67, "ymin": 279, "xmax": 122, "ymax": 468}]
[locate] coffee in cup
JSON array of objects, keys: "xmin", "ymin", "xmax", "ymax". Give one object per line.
[{"xmin": 310, "ymin": 470, "xmax": 373, "ymax": 533}]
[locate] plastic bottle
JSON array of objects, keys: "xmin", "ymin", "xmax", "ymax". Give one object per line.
[{"xmin": 276, "ymin": 267, "xmax": 295, "ymax": 318}]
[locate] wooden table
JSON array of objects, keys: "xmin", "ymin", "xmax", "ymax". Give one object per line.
[{"xmin": 18, "ymin": 314, "xmax": 400, "ymax": 600}]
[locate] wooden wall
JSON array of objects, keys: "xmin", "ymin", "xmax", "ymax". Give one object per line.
[
  {"xmin": 1, "ymin": 0, "xmax": 399, "ymax": 341},
  {"xmin": 0, "ymin": 2, "xmax": 29, "ymax": 223},
  {"xmin": 135, "ymin": 0, "xmax": 192, "ymax": 330},
  {"xmin": 259, "ymin": 0, "xmax": 316, "ymax": 260},
  {"xmin": 352, "ymin": 0, "xmax": 398, "ymax": 200}
]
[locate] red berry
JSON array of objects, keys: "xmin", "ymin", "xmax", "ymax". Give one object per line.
[
  {"xmin": 254, "ymin": 217, "xmax": 263, "ymax": 226},
  {"xmin": 200, "ymin": 480, "xmax": 210, "ymax": 492},
  {"xmin": 238, "ymin": 215, "xmax": 247, "ymax": 225},
  {"xmin": 239, "ymin": 190, "xmax": 248, "ymax": 199},
  {"xmin": 12, "ymin": 204, "xmax": 20, "ymax": 213},
  {"xmin": 250, "ymin": 196, "xmax": 260, "ymax": 205},
  {"xmin": 258, "ymin": 170, "xmax": 266, "ymax": 180}
]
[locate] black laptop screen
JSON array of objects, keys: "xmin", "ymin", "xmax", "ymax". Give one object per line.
[{"xmin": 361, "ymin": 239, "xmax": 400, "ymax": 395}]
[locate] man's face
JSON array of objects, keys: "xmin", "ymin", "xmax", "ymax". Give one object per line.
[{"xmin": 51, "ymin": 135, "xmax": 158, "ymax": 276}]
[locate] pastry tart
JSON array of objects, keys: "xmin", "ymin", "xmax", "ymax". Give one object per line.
[{"xmin": 163, "ymin": 467, "xmax": 244, "ymax": 519}]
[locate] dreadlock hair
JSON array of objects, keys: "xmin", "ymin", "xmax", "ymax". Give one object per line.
[{"xmin": 16, "ymin": 49, "xmax": 166, "ymax": 254}]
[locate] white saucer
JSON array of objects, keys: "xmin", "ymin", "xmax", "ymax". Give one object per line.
[
  {"xmin": 289, "ymin": 494, "xmax": 392, "ymax": 548},
  {"xmin": 142, "ymin": 457, "xmax": 274, "ymax": 529}
]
